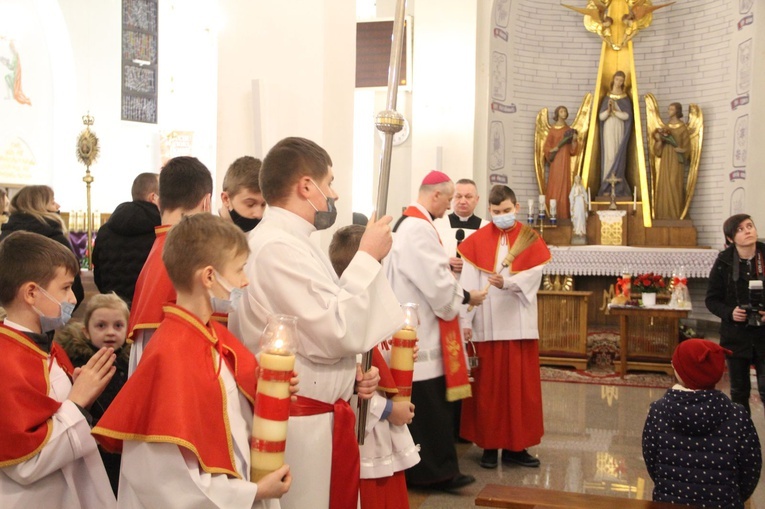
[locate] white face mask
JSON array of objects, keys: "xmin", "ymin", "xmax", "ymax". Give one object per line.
[
  {"xmin": 492, "ymin": 212, "xmax": 516, "ymax": 230},
  {"xmin": 209, "ymin": 272, "xmax": 243, "ymax": 314},
  {"xmin": 33, "ymin": 285, "xmax": 74, "ymax": 333}
]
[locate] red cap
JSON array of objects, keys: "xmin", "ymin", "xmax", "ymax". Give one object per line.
[
  {"xmin": 421, "ymin": 170, "xmax": 451, "ymax": 186},
  {"xmin": 672, "ymin": 339, "xmax": 731, "ymax": 390}
]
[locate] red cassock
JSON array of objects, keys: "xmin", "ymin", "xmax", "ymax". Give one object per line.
[
  {"xmin": 93, "ymin": 305, "xmax": 258, "ymax": 478},
  {"xmin": 457, "ymin": 222, "xmax": 549, "ymax": 451},
  {"xmin": 127, "ymin": 225, "xmax": 175, "ymax": 342},
  {"xmin": 0, "ymin": 324, "xmax": 74, "ymax": 466}
]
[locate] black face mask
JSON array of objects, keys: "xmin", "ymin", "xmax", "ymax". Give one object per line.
[{"xmin": 229, "ymin": 207, "xmax": 261, "ymax": 232}]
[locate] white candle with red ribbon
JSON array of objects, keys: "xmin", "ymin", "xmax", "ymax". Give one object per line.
[
  {"xmin": 389, "ymin": 303, "xmax": 420, "ymax": 402},
  {"xmin": 251, "ymin": 314, "xmax": 297, "ymax": 482}
]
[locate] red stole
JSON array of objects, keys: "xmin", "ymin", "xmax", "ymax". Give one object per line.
[
  {"xmin": 128, "ymin": 225, "xmax": 175, "ymax": 342},
  {"xmin": 0, "ymin": 324, "xmax": 74, "ymax": 466},
  {"xmin": 93, "ymin": 305, "xmax": 258, "ymax": 478},
  {"xmin": 290, "ymin": 395, "xmax": 359, "ymax": 509},
  {"xmin": 457, "ymin": 221, "xmax": 551, "ymax": 274},
  {"xmin": 402, "ymin": 206, "xmax": 472, "ymax": 402}
]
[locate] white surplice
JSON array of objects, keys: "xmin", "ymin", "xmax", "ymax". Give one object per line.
[
  {"xmin": 117, "ymin": 353, "xmax": 276, "ymax": 509},
  {"xmin": 459, "ymin": 241, "xmax": 544, "ymax": 341},
  {"xmin": 228, "ymin": 206, "xmax": 403, "ymax": 509},
  {"xmin": 384, "ymin": 203, "xmax": 466, "ymax": 382},
  {"xmin": 0, "ymin": 321, "xmax": 117, "ymax": 509}
]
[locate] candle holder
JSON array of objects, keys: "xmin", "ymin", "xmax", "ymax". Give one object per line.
[
  {"xmin": 251, "ymin": 314, "xmax": 297, "ymax": 482},
  {"xmin": 390, "ymin": 303, "xmax": 419, "ymax": 402}
]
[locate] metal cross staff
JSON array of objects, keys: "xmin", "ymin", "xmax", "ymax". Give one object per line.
[{"xmin": 357, "ymin": 0, "xmax": 407, "ymax": 445}]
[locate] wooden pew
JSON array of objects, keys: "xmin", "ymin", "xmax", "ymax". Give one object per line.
[{"xmin": 476, "ymin": 484, "xmax": 698, "ymax": 508}]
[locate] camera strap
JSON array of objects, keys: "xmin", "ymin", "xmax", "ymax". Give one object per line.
[{"xmin": 732, "ymin": 248, "xmax": 764, "ymax": 282}]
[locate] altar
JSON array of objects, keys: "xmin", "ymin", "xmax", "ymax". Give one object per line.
[
  {"xmin": 609, "ymin": 305, "xmax": 691, "ymax": 377},
  {"xmin": 541, "ymin": 245, "xmax": 716, "ymax": 327}
]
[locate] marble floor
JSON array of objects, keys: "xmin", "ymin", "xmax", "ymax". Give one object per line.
[{"xmin": 409, "ymin": 376, "xmax": 765, "ymax": 508}]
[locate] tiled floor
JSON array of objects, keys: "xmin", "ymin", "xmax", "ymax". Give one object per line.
[{"xmin": 408, "ymin": 377, "xmax": 765, "ymax": 508}]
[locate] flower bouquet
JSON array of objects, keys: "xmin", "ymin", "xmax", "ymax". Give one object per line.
[{"xmin": 631, "ymin": 273, "xmax": 666, "ymax": 306}]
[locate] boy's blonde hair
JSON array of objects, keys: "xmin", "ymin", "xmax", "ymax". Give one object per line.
[
  {"xmin": 0, "ymin": 231, "xmax": 79, "ymax": 306},
  {"xmin": 163, "ymin": 214, "xmax": 249, "ymax": 293},
  {"xmin": 223, "ymin": 156, "xmax": 262, "ymax": 197},
  {"xmin": 84, "ymin": 292, "xmax": 130, "ymax": 329},
  {"xmin": 10, "ymin": 185, "xmax": 67, "ymax": 232},
  {"xmin": 329, "ymin": 225, "xmax": 365, "ymax": 277}
]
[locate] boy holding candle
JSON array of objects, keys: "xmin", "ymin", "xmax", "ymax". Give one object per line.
[
  {"xmin": 330, "ymin": 225, "xmax": 420, "ymax": 509},
  {"xmin": 229, "ymin": 137, "xmax": 403, "ymax": 509},
  {"xmin": 458, "ymin": 185, "xmax": 551, "ymax": 469},
  {"xmin": 93, "ymin": 214, "xmax": 293, "ymax": 508}
]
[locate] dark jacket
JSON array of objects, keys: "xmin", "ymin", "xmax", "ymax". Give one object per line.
[
  {"xmin": 642, "ymin": 389, "xmax": 761, "ymax": 508},
  {"xmin": 56, "ymin": 322, "xmax": 130, "ymax": 496},
  {"xmin": 0, "ymin": 213, "xmax": 85, "ymax": 308},
  {"xmin": 705, "ymin": 241, "xmax": 765, "ymax": 358},
  {"xmin": 92, "ymin": 200, "xmax": 160, "ymax": 307}
]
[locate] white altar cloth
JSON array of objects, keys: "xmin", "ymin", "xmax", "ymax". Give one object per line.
[{"xmin": 544, "ymin": 245, "xmax": 719, "ymax": 278}]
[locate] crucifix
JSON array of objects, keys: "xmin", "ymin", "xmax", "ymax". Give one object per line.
[{"xmin": 606, "ymin": 173, "xmax": 621, "ymax": 210}]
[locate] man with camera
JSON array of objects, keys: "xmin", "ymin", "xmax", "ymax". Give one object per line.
[{"xmin": 706, "ymin": 214, "xmax": 765, "ymax": 414}]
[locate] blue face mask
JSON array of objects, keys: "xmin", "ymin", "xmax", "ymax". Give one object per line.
[
  {"xmin": 492, "ymin": 212, "xmax": 516, "ymax": 230},
  {"xmin": 308, "ymin": 179, "xmax": 337, "ymax": 230},
  {"xmin": 209, "ymin": 272, "xmax": 244, "ymax": 314},
  {"xmin": 34, "ymin": 286, "xmax": 74, "ymax": 333}
]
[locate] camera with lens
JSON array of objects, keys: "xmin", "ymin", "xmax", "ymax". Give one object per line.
[{"xmin": 742, "ymin": 280, "xmax": 764, "ymax": 327}]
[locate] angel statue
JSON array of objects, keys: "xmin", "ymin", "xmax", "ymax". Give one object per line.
[
  {"xmin": 534, "ymin": 94, "xmax": 592, "ymax": 220},
  {"xmin": 645, "ymin": 94, "xmax": 703, "ymax": 220}
]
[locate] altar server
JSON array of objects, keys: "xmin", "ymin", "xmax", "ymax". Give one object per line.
[
  {"xmin": 329, "ymin": 224, "xmax": 420, "ymax": 509},
  {"xmin": 228, "ymin": 137, "xmax": 404, "ymax": 509},
  {"xmin": 93, "ymin": 214, "xmax": 292, "ymax": 508},
  {"xmin": 458, "ymin": 185, "xmax": 550, "ymax": 469},
  {"xmin": 0, "ymin": 232, "xmax": 117, "ymax": 509},
  {"xmin": 126, "ymin": 156, "xmax": 212, "ymax": 374},
  {"xmin": 384, "ymin": 170, "xmax": 486, "ymax": 491}
]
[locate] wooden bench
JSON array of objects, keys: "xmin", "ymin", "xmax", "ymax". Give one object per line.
[{"xmin": 476, "ymin": 484, "xmax": 698, "ymax": 508}]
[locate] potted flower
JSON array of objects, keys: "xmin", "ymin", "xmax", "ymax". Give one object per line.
[{"xmin": 631, "ymin": 272, "xmax": 666, "ymax": 307}]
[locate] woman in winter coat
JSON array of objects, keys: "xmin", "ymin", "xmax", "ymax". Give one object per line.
[{"xmin": 0, "ymin": 185, "xmax": 85, "ymax": 308}]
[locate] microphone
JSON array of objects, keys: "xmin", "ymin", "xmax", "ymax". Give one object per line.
[{"xmin": 455, "ymin": 229, "xmax": 465, "ymax": 258}]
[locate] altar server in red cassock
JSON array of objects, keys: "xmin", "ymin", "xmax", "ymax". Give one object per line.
[
  {"xmin": 127, "ymin": 156, "xmax": 213, "ymax": 375},
  {"xmin": 94, "ymin": 214, "xmax": 293, "ymax": 508},
  {"xmin": 458, "ymin": 185, "xmax": 551, "ymax": 469},
  {"xmin": 0, "ymin": 232, "xmax": 116, "ymax": 509}
]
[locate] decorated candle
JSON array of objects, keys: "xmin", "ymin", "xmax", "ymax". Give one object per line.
[
  {"xmin": 389, "ymin": 303, "xmax": 420, "ymax": 402},
  {"xmin": 538, "ymin": 195, "xmax": 546, "ymax": 211},
  {"xmin": 549, "ymin": 199, "xmax": 557, "ymax": 218},
  {"xmin": 251, "ymin": 314, "xmax": 297, "ymax": 482},
  {"xmin": 527, "ymin": 198, "xmax": 535, "ymax": 214}
]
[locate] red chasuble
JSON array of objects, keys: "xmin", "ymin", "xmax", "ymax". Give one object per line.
[
  {"xmin": 457, "ymin": 221, "xmax": 551, "ymax": 274},
  {"xmin": 402, "ymin": 206, "xmax": 471, "ymax": 402},
  {"xmin": 93, "ymin": 305, "xmax": 258, "ymax": 478},
  {"xmin": 127, "ymin": 225, "xmax": 175, "ymax": 342},
  {"xmin": 0, "ymin": 324, "xmax": 74, "ymax": 466}
]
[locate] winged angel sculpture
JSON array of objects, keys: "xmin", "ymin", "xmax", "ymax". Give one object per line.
[
  {"xmin": 645, "ymin": 93, "xmax": 703, "ymax": 220},
  {"xmin": 563, "ymin": 0, "xmax": 674, "ymax": 51},
  {"xmin": 534, "ymin": 94, "xmax": 592, "ymax": 220}
]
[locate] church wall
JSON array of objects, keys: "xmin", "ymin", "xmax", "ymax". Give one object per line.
[
  {"xmin": 0, "ymin": 0, "xmax": 219, "ymax": 215},
  {"xmin": 216, "ymin": 0, "xmax": 356, "ymax": 245}
]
